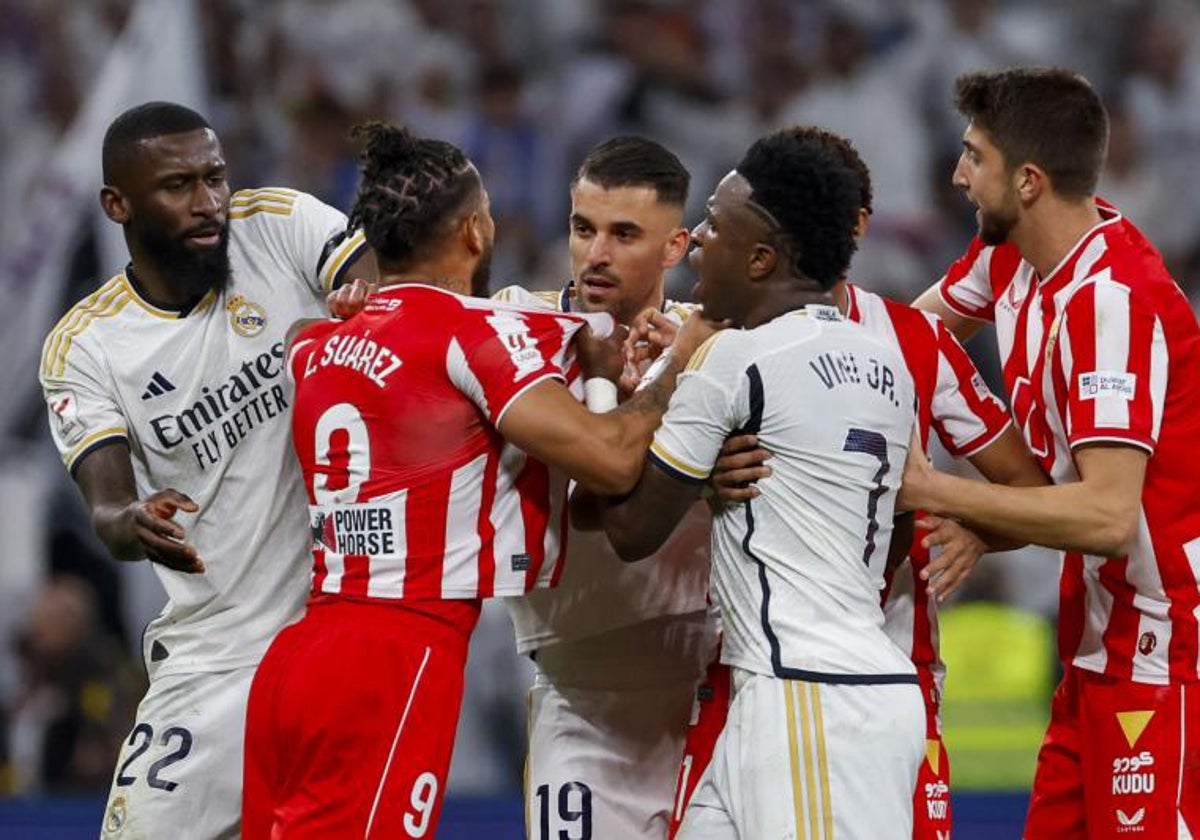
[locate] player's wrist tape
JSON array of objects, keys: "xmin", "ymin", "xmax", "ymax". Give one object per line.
[{"xmin": 584, "ymin": 378, "xmax": 619, "ymax": 412}]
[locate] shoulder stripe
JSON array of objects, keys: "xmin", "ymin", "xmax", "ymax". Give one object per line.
[
  {"xmin": 320, "ymin": 229, "xmax": 369, "ymax": 291},
  {"xmin": 229, "ymin": 204, "xmax": 293, "ymax": 219},
  {"xmin": 231, "ymin": 194, "xmax": 294, "ymax": 208},
  {"xmin": 684, "ymin": 331, "xmax": 724, "ymax": 372},
  {"xmin": 42, "ymin": 279, "xmax": 129, "ymax": 377},
  {"xmin": 233, "ymin": 187, "xmax": 299, "ymax": 202}
]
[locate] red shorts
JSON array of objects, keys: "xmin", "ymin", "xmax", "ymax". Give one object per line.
[
  {"xmin": 668, "ymin": 653, "xmax": 731, "ymax": 839},
  {"xmin": 667, "ymin": 657, "xmax": 947, "ymax": 840},
  {"xmin": 243, "ymin": 598, "xmax": 477, "ymax": 839},
  {"xmin": 912, "ymin": 668, "xmax": 952, "ymax": 840},
  {"xmin": 1025, "ymin": 665, "xmax": 1200, "ymax": 839}
]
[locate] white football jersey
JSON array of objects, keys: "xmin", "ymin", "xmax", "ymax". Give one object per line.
[
  {"xmin": 651, "ymin": 306, "xmax": 918, "ymax": 680},
  {"xmin": 40, "ymin": 187, "xmax": 368, "ymax": 678},
  {"xmin": 494, "ymin": 284, "xmax": 712, "ymax": 653}
]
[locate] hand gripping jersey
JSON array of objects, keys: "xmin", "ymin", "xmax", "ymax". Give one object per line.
[
  {"xmin": 288, "ymin": 284, "xmax": 606, "ymax": 601},
  {"xmin": 651, "ymin": 306, "xmax": 918, "ymax": 680},
  {"xmin": 495, "ymin": 284, "xmax": 712, "ymax": 652},
  {"xmin": 40, "ymin": 188, "xmax": 368, "ymax": 678},
  {"xmin": 845, "ymin": 283, "xmax": 1013, "ymax": 692},
  {"xmin": 938, "ymin": 202, "xmax": 1200, "ymax": 684}
]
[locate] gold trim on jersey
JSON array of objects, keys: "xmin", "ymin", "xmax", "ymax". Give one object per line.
[
  {"xmin": 42, "ymin": 278, "xmax": 130, "ymax": 378},
  {"xmin": 684, "ymin": 332, "xmax": 724, "ymax": 372},
  {"xmin": 533, "ymin": 289, "xmax": 562, "ymax": 309},
  {"xmin": 649, "ymin": 440, "xmax": 708, "ymax": 480},
  {"xmin": 119, "ymin": 274, "xmax": 215, "ymax": 320},
  {"xmin": 229, "ymin": 187, "xmax": 297, "ymax": 219},
  {"xmin": 320, "ymin": 229, "xmax": 368, "ymax": 291},
  {"xmin": 64, "ymin": 426, "xmax": 128, "ymax": 470}
]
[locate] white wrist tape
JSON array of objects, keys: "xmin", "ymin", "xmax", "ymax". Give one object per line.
[{"xmin": 584, "ymin": 378, "xmax": 619, "ymax": 412}]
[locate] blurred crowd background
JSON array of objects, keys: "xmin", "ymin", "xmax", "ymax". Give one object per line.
[{"xmin": 3, "ymin": 0, "xmax": 1199, "ymax": 801}]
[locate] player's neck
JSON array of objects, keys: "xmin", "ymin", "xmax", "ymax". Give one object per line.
[
  {"xmin": 1013, "ymin": 196, "xmax": 1103, "ymax": 281},
  {"xmin": 742, "ymin": 285, "xmax": 836, "ymax": 329},
  {"xmin": 377, "ymin": 263, "xmax": 471, "ymax": 296}
]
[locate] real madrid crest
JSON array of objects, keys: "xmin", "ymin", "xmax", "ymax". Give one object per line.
[
  {"xmin": 104, "ymin": 794, "xmax": 127, "ymax": 834},
  {"xmin": 227, "ymin": 294, "xmax": 267, "ymax": 337}
]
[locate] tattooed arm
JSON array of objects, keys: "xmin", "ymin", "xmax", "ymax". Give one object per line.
[{"xmin": 500, "ymin": 315, "xmax": 715, "ymax": 496}]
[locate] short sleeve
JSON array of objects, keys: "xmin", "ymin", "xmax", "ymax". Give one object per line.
[
  {"xmin": 446, "ymin": 307, "xmax": 575, "ymax": 425},
  {"xmin": 231, "ymin": 189, "xmax": 369, "ymax": 294},
  {"xmin": 1057, "ymin": 280, "xmax": 1164, "ymax": 454},
  {"xmin": 649, "ymin": 335, "xmax": 743, "ymax": 484},
  {"xmin": 938, "ymin": 237, "xmax": 999, "ymax": 322},
  {"xmin": 39, "ymin": 338, "xmax": 128, "ymax": 476},
  {"xmin": 929, "ymin": 319, "xmax": 1013, "ymax": 457}
]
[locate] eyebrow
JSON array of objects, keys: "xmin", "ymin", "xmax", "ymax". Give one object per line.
[
  {"xmin": 571, "ymin": 212, "xmax": 644, "ymax": 235},
  {"xmin": 961, "ymin": 139, "xmax": 981, "ymax": 155}
]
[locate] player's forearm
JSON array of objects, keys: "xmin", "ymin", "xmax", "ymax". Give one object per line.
[
  {"xmin": 916, "ymin": 471, "xmax": 1136, "ymax": 557},
  {"xmin": 585, "ymin": 350, "xmax": 685, "ymax": 494},
  {"xmin": 912, "ymin": 284, "xmax": 984, "ymax": 344}
]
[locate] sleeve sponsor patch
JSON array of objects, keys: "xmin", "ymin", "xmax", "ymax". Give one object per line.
[
  {"xmin": 1077, "ymin": 371, "xmax": 1136, "ymax": 401},
  {"xmin": 47, "ymin": 389, "xmax": 86, "ymax": 445},
  {"xmin": 970, "ymin": 372, "xmax": 991, "ymax": 402},
  {"xmin": 486, "ymin": 313, "xmax": 545, "ymax": 380}
]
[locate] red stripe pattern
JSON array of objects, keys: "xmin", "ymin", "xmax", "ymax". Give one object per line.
[
  {"xmin": 938, "ymin": 203, "xmax": 1200, "ymax": 684},
  {"xmin": 291, "ymin": 285, "xmax": 589, "ymax": 603}
]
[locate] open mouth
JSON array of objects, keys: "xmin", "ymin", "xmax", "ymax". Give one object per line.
[{"xmin": 580, "ymin": 275, "xmax": 617, "ymax": 296}]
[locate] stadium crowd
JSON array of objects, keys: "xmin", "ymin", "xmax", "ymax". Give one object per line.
[{"xmin": 3, "ymin": 0, "xmax": 1200, "ymax": 801}]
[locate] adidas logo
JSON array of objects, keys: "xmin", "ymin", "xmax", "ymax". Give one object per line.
[{"xmin": 141, "ymin": 372, "xmax": 176, "ymax": 400}]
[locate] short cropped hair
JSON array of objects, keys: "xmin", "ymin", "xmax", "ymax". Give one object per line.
[
  {"xmin": 736, "ymin": 128, "xmax": 861, "ymax": 290},
  {"xmin": 787, "ymin": 126, "xmax": 873, "ymax": 215},
  {"xmin": 955, "ymin": 67, "xmax": 1108, "ymax": 198},
  {"xmin": 102, "ymin": 101, "xmax": 211, "ymax": 183},
  {"xmin": 347, "ymin": 122, "xmax": 481, "ymax": 269},
  {"xmin": 573, "ymin": 136, "xmax": 689, "ymax": 206}
]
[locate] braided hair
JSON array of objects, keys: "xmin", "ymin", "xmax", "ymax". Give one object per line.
[{"xmin": 347, "ymin": 122, "xmax": 481, "ymax": 270}]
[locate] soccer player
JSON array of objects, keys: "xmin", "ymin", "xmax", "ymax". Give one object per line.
[
  {"xmin": 491, "ymin": 137, "xmax": 716, "ymax": 840},
  {"xmin": 664, "ymin": 126, "xmax": 1049, "ymax": 840},
  {"xmin": 905, "ymin": 68, "xmax": 1200, "ymax": 838},
  {"xmin": 598, "ymin": 128, "xmax": 925, "ymax": 838},
  {"xmin": 38, "ymin": 102, "xmax": 372, "ymax": 838},
  {"xmin": 241, "ymin": 122, "xmax": 713, "ymax": 839}
]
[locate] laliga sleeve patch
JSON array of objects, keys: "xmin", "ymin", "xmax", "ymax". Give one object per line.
[
  {"xmin": 1077, "ymin": 371, "xmax": 1136, "ymax": 401},
  {"xmin": 486, "ymin": 314, "xmax": 545, "ymax": 380},
  {"xmin": 47, "ymin": 389, "xmax": 87, "ymax": 445}
]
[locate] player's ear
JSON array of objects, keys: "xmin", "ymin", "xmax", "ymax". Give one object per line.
[
  {"xmin": 100, "ymin": 185, "xmax": 131, "ymax": 225},
  {"xmin": 464, "ymin": 210, "xmax": 485, "ymax": 257},
  {"xmin": 1015, "ymin": 163, "xmax": 1045, "ymax": 204},
  {"xmin": 661, "ymin": 227, "xmax": 690, "ymax": 269},
  {"xmin": 747, "ymin": 242, "xmax": 776, "ymax": 281},
  {"xmin": 854, "ymin": 208, "xmax": 870, "ymax": 239}
]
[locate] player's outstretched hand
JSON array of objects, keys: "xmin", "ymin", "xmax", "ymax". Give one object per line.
[
  {"xmin": 129, "ymin": 490, "xmax": 205, "ymax": 574},
  {"xmin": 577, "ymin": 322, "xmax": 630, "ymax": 385},
  {"xmin": 327, "ymin": 277, "xmax": 376, "ymax": 319},
  {"xmin": 711, "ymin": 434, "xmax": 772, "ymax": 502},
  {"xmin": 917, "ymin": 515, "xmax": 985, "ymax": 602}
]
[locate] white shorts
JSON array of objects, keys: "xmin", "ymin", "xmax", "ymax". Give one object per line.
[
  {"xmin": 678, "ymin": 670, "xmax": 924, "ymax": 840},
  {"xmin": 100, "ymin": 667, "xmax": 254, "ymax": 839},
  {"xmin": 525, "ymin": 611, "xmax": 714, "ymax": 840}
]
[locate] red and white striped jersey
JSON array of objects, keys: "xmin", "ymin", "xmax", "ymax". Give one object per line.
[
  {"xmin": 289, "ymin": 284, "xmax": 597, "ymax": 604},
  {"xmin": 846, "ymin": 283, "xmax": 1012, "ymax": 691},
  {"xmin": 938, "ymin": 203, "xmax": 1200, "ymax": 684}
]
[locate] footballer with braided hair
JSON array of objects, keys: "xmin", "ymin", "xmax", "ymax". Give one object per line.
[{"xmin": 242, "ymin": 122, "xmax": 717, "ymax": 839}]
